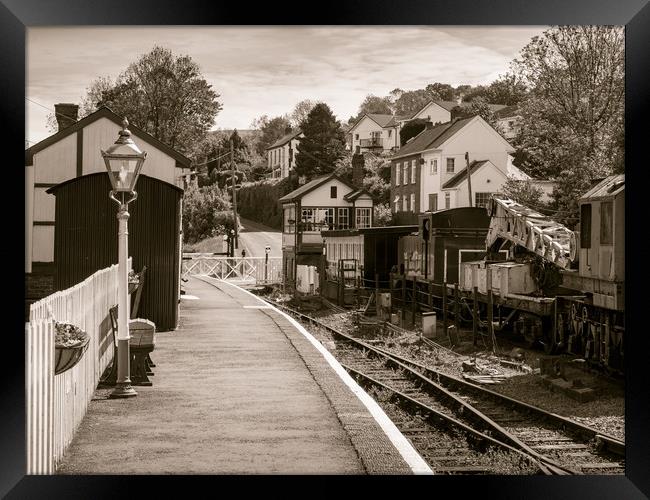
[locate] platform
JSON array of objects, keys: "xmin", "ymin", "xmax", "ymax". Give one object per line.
[{"xmin": 55, "ymin": 276, "xmax": 430, "ymax": 474}]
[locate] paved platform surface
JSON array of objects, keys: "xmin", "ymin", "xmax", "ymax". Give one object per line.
[{"xmin": 56, "ymin": 277, "xmax": 423, "ymax": 474}]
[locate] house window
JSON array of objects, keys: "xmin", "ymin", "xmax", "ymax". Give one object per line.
[
  {"xmin": 388, "ymin": 130, "xmax": 392, "ymax": 137},
  {"xmin": 446, "ymin": 158, "xmax": 455, "ymax": 173},
  {"xmin": 600, "ymin": 201, "xmax": 613, "ymax": 245},
  {"xmin": 411, "ymin": 160, "xmax": 416, "ymax": 184},
  {"xmin": 445, "ymin": 192, "xmax": 451, "ymax": 209},
  {"xmin": 301, "ymin": 208, "xmax": 315, "ymax": 231},
  {"xmin": 474, "ymin": 192, "xmax": 493, "ymax": 209},
  {"xmin": 403, "ymin": 163, "xmax": 409, "ymax": 185},
  {"xmin": 429, "ymin": 193, "xmax": 438, "ymax": 211},
  {"xmin": 394, "ymin": 196, "xmax": 400, "ymax": 213},
  {"xmin": 580, "ymin": 203, "xmax": 592, "ymax": 249},
  {"xmin": 356, "ymin": 208, "xmax": 371, "ymax": 228},
  {"xmin": 317, "ymin": 208, "xmax": 335, "ymax": 230},
  {"xmin": 402, "ymin": 195, "xmax": 407, "ymax": 212},
  {"xmin": 338, "ymin": 208, "xmax": 349, "ymax": 229},
  {"xmin": 330, "ymin": 186, "xmax": 337, "ymax": 199},
  {"xmin": 396, "ymin": 163, "xmax": 401, "ymax": 185},
  {"xmin": 430, "ymin": 159, "xmax": 438, "ymax": 175},
  {"xmin": 410, "ymin": 193, "xmax": 416, "ymax": 213},
  {"xmin": 355, "ymin": 134, "xmax": 359, "ymax": 140}
]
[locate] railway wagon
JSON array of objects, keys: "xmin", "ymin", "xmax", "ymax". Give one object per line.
[
  {"xmin": 397, "ymin": 207, "xmax": 494, "ymax": 284},
  {"xmin": 461, "ymin": 175, "xmax": 625, "ymax": 372},
  {"xmin": 556, "ymin": 174, "xmax": 625, "ymax": 370}
]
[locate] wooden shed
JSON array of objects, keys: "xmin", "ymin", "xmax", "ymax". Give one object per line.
[{"xmin": 47, "ymin": 173, "xmax": 183, "ymax": 331}]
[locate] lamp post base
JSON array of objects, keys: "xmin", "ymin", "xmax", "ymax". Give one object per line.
[{"xmin": 109, "ymin": 382, "xmax": 138, "ymax": 399}]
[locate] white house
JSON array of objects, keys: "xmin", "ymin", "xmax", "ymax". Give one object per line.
[
  {"xmin": 493, "ymin": 105, "xmax": 522, "ymax": 140},
  {"xmin": 266, "ymin": 129, "xmax": 303, "ymax": 179},
  {"xmin": 25, "ymin": 104, "xmax": 191, "ymax": 298},
  {"xmin": 347, "ymin": 114, "xmax": 403, "ymax": 153},
  {"xmin": 278, "ymin": 173, "xmax": 373, "ymax": 284},
  {"xmin": 390, "ymin": 115, "xmax": 530, "ymax": 222}
]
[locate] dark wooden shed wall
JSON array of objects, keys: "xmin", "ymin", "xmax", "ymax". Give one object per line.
[{"xmin": 51, "ymin": 173, "xmax": 182, "ymax": 331}]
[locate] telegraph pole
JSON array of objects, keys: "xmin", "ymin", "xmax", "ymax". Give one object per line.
[
  {"xmin": 465, "ymin": 151, "xmax": 473, "ymax": 207},
  {"xmin": 231, "ymin": 140, "xmax": 239, "ymax": 250}
]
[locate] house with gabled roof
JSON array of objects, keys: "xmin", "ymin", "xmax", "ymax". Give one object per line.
[
  {"xmin": 390, "ymin": 115, "xmax": 529, "ymax": 224},
  {"xmin": 278, "ymin": 173, "xmax": 373, "ymax": 285},
  {"xmin": 347, "ymin": 113, "xmax": 404, "ymax": 153},
  {"xmin": 493, "ymin": 105, "xmax": 522, "ymax": 140},
  {"xmin": 265, "ymin": 128, "xmax": 303, "ymax": 179},
  {"xmin": 25, "ymin": 104, "xmax": 192, "ymax": 319}
]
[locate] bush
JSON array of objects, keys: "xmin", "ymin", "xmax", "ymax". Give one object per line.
[{"xmin": 183, "ymin": 183, "xmax": 234, "ymax": 243}]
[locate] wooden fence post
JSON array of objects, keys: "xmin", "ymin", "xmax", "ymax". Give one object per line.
[
  {"xmin": 442, "ymin": 281, "xmax": 448, "ymax": 336},
  {"xmin": 473, "ymin": 286, "xmax": 478, "ymax": 346},
  {"xmin": 454, "ymin": 282, "xmax": 460, "ymax": 331},
  {"xmin": 486, "ymin": 267, "xmax": 494, "ymax": 353},
  {"xmin": 411, "ymin": 277, "xmax": 417, "ymax": 327}
]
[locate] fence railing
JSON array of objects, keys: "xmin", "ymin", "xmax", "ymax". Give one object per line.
[
  {"xmin": 26, "ymin": 259, "xmax": 130, "ymax": 474},
  {"xmin": 182, "ymin": 256, "xmax": 283, "ymax": 284}
]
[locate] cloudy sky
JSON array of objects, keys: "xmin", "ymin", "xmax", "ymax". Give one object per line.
[{"xmin": 26, "ymin": 26, "xmax": 546, "ymax": 144}]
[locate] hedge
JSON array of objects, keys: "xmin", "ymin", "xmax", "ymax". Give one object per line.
[{"xmin": 237, "ymin": 176, "xmax": 298, "ymax": 229}]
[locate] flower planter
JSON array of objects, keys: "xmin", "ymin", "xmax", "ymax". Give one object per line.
[
  {"xmin": 54, "ymin": 336, "xmax": 90, "ymax": 375},
  {"xmin": 54, "ymin": 322, "xmax": 91, "ymax": 375}
]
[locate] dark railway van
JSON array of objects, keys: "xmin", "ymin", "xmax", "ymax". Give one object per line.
[{"xmin": 398, "ymin": 207, "xmax": 493, "ymax": 284}]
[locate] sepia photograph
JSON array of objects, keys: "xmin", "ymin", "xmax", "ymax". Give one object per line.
[{"xmin": 19, "ymin": 19, "xmax": 635, "ymax": 482}]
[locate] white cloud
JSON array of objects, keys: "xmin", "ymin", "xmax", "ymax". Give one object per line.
[{"xmin": 27, "ymin": 26, "xmax": 546, "ymax": 143}]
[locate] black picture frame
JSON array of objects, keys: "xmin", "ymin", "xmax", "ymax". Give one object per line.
[{"xmin": 4, "ymin": 1, "xmax": 649, "ymax": 497}]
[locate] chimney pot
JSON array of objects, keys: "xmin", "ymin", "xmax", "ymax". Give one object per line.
[{"xmin": 54, "ymin": 103, "xmax": 79, "ymax": 131}]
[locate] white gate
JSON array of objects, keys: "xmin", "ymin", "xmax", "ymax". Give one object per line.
[{"xmin": 181, "ymin": 256, "xmax": 283, "ymax": 284}]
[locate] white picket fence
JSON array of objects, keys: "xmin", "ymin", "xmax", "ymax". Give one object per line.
[{"xmin": 26, "ymin": 259, "xmax": 130, "ymax": 474}]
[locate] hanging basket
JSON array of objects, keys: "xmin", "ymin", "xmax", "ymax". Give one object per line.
[{"xmin": 54, "ymin": 322, "xmax": 91, "ymax": 375}]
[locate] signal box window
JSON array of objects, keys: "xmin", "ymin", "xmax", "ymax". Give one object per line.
[
  {"xmin": 600, "ymin": 201, "xmax": 613, "ymax": 245},
  {"xmin": 580, "ymin": 204, "xmax": 592, "ymax": 248}
]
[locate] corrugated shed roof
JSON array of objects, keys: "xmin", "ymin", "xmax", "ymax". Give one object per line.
[
  {"xmin": 266, "ymin": 129, "xmax": 302, "ymax": 150},
  {"xmin": 442, "ymin": 160, "xmax": 490, "ymax": 188},
  {"xmin": 393, "ymin": 117, "xmax": 475, "ymax": 159},
  {"xmin": 580, "ymin": 174, "xmax": 625, "ymax": 200}
]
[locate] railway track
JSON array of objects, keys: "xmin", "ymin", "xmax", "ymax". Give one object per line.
[{"xmin": 267, "ymin": 300, "xmax": 625, "ymax": 476}]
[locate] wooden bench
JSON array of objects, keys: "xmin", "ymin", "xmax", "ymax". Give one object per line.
[{"xmin": 100, "ymin": 305, "xmax": 156, "ymax": 386}]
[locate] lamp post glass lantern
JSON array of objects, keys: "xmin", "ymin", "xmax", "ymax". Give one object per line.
[{"xmin": 101, "ymin": 117, "xmax": 146, "ymax": 399}]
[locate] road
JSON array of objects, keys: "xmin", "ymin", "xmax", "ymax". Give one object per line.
[{"xmin": 236, "ymin": 216, "xmax": 282, "ymax": 258}]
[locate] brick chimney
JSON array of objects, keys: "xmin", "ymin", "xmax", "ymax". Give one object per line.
[
  {"xmin": 54, "ymin": 103, "xmax": 79, "ymax": 131},
  {"xmin": 352, "ymin": 152, "xmax": 365, "ymax": 188}
]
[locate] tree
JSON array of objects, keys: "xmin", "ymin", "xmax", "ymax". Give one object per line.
[
  {"xmin": 501, "ymin": 177, "xmax": 544, "ymax": 208},
  {"xmin": 425, "ymin": 83, "xmax": 454, "ymax": 101},
  {"xmin": 450, "ymin": 97, "xmax": 497, "ymax": 127},
  {"xmin": 295, "ymin": 103, "xmax": 346, "ymax": 179},
  {"xmin": 182, "ymin": 183, "xmax": 233, "ymax": 243},
  {"xmin": 485, "ymin": 73, "xmax": 529, "ymax": 105},
  {"xmin": 77, "ymin": 46, "xmax": 222, "ymax": 158},
  {"xmin": 400, "ymin": 118, "xmax": 428, "ymax": 146},
  {"xmin": 393, "ymin": 89, "xmax": 432, "ymax": 117},
  {"xmin": 512, "ymin": 26, "xmax": 624, "ymax": 221},
  {"xmin": 290, "ymin": 99, "xmax": 319, "ymax": 128},
  {"xmin": 251, "ymin": 114, "xmax": 292, "ymax": 156},
  {"xmin": 357, "ymin": 94, "xmax": 393, "ymax": 117}
]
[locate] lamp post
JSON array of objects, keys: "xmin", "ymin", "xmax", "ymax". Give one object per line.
[{"xmin": 101, "ymin": 117, "xmax": 147, "ymax": 399}]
